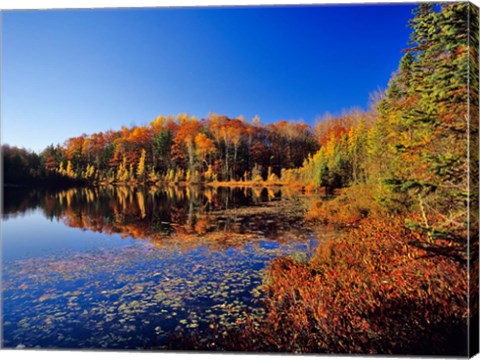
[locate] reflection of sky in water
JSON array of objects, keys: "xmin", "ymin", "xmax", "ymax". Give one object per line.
[
  {"xmin": 2, "ymin": 187, "xmax": 320, "ymax": 350},
  {"xmin": 2, "ymin": 209, "xmax": 135, "ymax": 261},
  {"xmin": 3, "ymin": 238, "xmax": 317, "ymax": 349}
]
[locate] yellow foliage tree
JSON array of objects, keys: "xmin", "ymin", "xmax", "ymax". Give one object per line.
[
  {"xmin": 137, "ymin": 149, "xmax": 146, "ymax": 180},
  {"xmin": 66, "ymin": 160, "xmax": 76, "ymax": 178}
]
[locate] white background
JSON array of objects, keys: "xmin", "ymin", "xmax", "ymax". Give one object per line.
[
  {"xmin": 1, "ymin": 0, "xmax": 479, "ymax": 360},
  {"xmin": 3, "ymin": 0, "xmax": 476, "ymax": 10}
]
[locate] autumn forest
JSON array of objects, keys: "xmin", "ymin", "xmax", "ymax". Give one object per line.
[{"xmin": 2, "ymin": 2, "xmax": 479, "ymax": 355}]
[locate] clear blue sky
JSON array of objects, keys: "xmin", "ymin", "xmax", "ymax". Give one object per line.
[{"xmin": 2, "ymin": 4, "xmax": 417, "ymax": 152}]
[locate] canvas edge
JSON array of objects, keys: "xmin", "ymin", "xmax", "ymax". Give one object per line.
[{"xmin": 468, "ymin": 1, "xmax": 480, "ymax": 357}]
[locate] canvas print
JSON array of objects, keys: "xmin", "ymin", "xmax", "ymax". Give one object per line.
[{"xmin": 1, "ymin": 1, "xmax": 479, "ymax": 356}]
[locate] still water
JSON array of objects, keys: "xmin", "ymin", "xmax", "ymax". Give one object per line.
[{"xmin": 2, "ymin": 186, "xmax": 323, "ymax": 349}]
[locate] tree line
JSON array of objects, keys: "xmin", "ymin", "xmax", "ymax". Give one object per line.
[{"xmin": 3, "ymin": 114, "xmax": 319, "ymax": 186}]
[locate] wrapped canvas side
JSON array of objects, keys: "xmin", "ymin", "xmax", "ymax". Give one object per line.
[{"xmin": 469, "ymin": 1, "xmax": 480, "ymax": 357}]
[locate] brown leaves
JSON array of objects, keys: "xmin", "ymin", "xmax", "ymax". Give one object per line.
[{"xmin": 217, "ymin": 214, "xmax": 468, "ymax": 355}]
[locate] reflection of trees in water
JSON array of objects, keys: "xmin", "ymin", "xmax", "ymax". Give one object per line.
[{"xmin": 4, "ymin": 186, "xmax": 312, "ymax": 250}]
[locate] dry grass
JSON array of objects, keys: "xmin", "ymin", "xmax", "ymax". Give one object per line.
[{"xmin": 306, "ymin": 184, "xmax": 382, "ymax": 226}]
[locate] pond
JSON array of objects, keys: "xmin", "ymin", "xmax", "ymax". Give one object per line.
[{"xmin": 2, "ymin": 185, "xmax": 327, "ymax": 350}]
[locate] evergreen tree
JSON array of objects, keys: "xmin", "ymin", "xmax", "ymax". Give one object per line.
[{"xmin": 379, "ymin": 3, "xmax": 472, "ymax": 241}]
